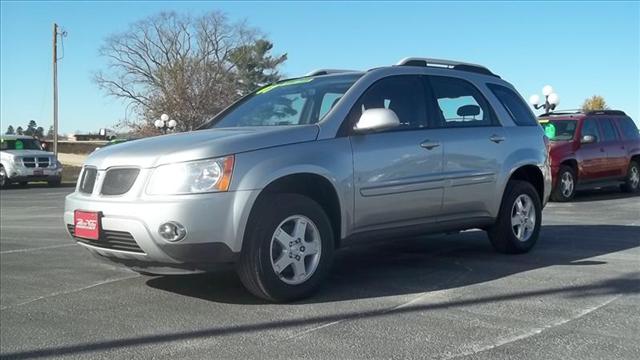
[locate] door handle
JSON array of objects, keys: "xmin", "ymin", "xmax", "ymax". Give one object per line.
[
  {"xmin": 489, "ymin": 135, "xmax": 506, "ymax": 143},
  {"xmin": 420, "ymin": 140, "xmax": 440, "ymax": 150}
]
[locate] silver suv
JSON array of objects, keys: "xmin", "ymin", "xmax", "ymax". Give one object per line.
[
  {"xmin": 1, "ymin": 135, "xmax": 62, "ymax": 188},
  {"xmin": 65, "ymin": 58, "xmax": 551, "ymax": 302}
]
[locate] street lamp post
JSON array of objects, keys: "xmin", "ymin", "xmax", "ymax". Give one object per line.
[
  {"xmin": 154, "ymin": 114, "xmax": 178, "ymax": 134},
  {"xmin": 529, "ymin": 85, "xmax": 560, "ymax": 115}
]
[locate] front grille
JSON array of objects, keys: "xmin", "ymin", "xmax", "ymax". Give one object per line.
[
  {"xmin": 101, "ymin": 168, "xmax": 139, "ymax": 195},
  {"xmin": 37, "ymin": 157, "xmax": 50, "ymax": 167},
  {"xmin": 67, "ymin": 224, "xmax": 144, "ymax": 253},
  {"xmin": 22, "ymin": 157, "xmax": 36, "ymax": 168},
  {"xmin": 22, "ymin": 157, "xmax": 52, "ymax": 168},
  {"xmin": 79, "ymin": 167, "xmax": 97, "ymax": 194}
]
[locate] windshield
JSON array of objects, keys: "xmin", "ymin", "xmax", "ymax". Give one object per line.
[
  {"xmin": 540, "ymin": 120, "xmax": 577, "ymax": 141},
  {"xmin": 0, "ymin": 138, "xmax": 43, "ymax": 150},
  {"xmin": 205, "ymin": 74, "xmax": 362, "ymax": 128}
]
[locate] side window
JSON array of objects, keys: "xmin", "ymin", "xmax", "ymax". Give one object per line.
[
  {"xmin": 319, "ymin": 92, "xmax": 343, "ymax": 120},
  {"xmin": 349, "ymin": 75, "xmax": 428, "ymax": 130},
  {"xmin": 581, "ymin": 119, "xmax": 600, "ymax": 141},
  {"xmin": 429, "ymin": 76, "xmax": 496, "ymax": 128},
  {"xmin": 617, "ymin": 118, "xmax": 640, "ymax": 139},
  {"xmin": 486, "ymin": 83, "xmax": 538, "ymax": 126},
  {"xmin": 599, "ymin": 119, "xmax": 618, "ymax": 141}
]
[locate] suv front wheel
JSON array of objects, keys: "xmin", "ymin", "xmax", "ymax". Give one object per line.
[
  {"xmin": 237, "ymin": 193, "xmax": 334, "ymax": 302},
  {"xmin": 487, "ymin": 180, "xmax": 542, "ymax": 254}
]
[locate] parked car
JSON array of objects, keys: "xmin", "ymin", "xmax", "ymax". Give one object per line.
[
  {"xmin": 539, "ymin": 110, "xmax": 640, "ymax": 201},
  {"xmin": 0, "ymin": 135, "xmax": 63, "ymax": 188},
  {"xmin": 65, "ymin": 57, "xmax": 551, "ymax": 302}
]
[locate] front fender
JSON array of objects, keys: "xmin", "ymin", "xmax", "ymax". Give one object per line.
[{"xmin": 231, "ymin": 138, "xmax": 354, "ymax": 239}]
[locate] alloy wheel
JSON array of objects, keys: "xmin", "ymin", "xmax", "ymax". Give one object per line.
[
  {"xmin": 270, "ymin": 215, "xmax": 322, "ymax": 285},
  {"xmin": 511, "ymin": 194, "xmax": 536, "ymax": 242},
  {"xmin": 560, "ymin": 171, "xmax": 574, "ymax": 198},
  {"xmin": 0, "ymin": 168, "xmax": 6, "ymax": 187},
  {"xmin": 630, "ymin": 166, "xmax": 639, "ymax": 189}
]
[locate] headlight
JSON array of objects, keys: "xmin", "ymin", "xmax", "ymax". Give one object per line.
[{"xmin": 146, "ymin": 156, "xmax": 234, "ymax": 195}]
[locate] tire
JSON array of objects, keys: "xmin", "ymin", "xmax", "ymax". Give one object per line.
[
  {"xmin": 550, "ymin": 165, "xmax": 576, "ymax": 202},
  {"xmin": 48, "ymin": 178, "xmax": 62, "ymax": 187},
  {"xmin": 237, "ymin": 193, "xmax": 335, "ymax": 302},
  {"xmin": 487, "ymin": 180, "xmax": 542, "ymax": 254},
  {"xmin": 621, "ymin": 161, "xmax": 640, "ymax": 193},
  {"xmin": 0, "ymin": 166, "xmax": 7, "ymax": 188}
]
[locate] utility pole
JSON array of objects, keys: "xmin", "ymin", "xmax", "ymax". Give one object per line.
[{"xmin": 52, "ymin": 23, "xmax": 58, "ymax": 158}]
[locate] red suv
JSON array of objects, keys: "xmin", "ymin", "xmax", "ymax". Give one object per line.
[{"xmin": 540, "ymin": 110, "xmax": 640, "ymax": 201}]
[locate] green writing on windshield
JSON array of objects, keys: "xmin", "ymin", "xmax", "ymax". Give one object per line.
[
  {"xmin": 543, "ymin": 123, "xmax": 556, "ymax": 138},
  {"xmin": 256, "ymin": 77, "xmax": 314, "ymax": 94},
  {"xmin": 15, "ymin": 140, "xmax": 24, "ymax": 150}
]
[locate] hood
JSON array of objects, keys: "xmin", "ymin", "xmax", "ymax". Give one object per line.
[
  {"xmin": 85, "ymin": 125, "xmax": 319, "ymax": 169},
  {"xmin": 2, "ymin": 149, "xmax": 55, "ymax": 157}
]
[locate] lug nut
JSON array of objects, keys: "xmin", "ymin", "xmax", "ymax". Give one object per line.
[
  {"xmin": 300, "ymin": 246, "xmax": 305, "ymax": 252},
  {"xmin": 295, "ymin": 255, "xmax": 301, "ymax": 261}
]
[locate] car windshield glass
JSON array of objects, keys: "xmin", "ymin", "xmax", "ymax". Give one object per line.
[
  {"xmin": 540, "ymin": 120, "xmax": 577, "ymax": 141},
  {"xmin": 204, "ymin": 74, "xmax": 361, "ymax": 128},
  {"xmin": 0, "ymin": 138, "xmax": 42, "ymax": 150}
]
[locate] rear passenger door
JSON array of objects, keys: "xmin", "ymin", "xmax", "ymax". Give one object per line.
[
  {"xmin": 577, "ymin": 119, "xmax": 608, "ymax": 180},
  {"xmin": 427, "ymin": 76, "xmax": 505, "ymax": 220},
  {"xmin": 598, "ymin": 118, "xmax": 627, "ymax": 177}
]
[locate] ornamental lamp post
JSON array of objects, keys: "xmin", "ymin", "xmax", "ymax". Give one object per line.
[
  {"xmin": 154, "ymin": 114, "xmax": 178, "ymax": 134},
  {"xmin": 529, "ymin": 85, "xmax": 560, "ymax": 115}
]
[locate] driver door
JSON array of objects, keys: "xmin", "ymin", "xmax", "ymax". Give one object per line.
[{"xmin": 349, "ymin": 75, "xmax": 445, "ymax": 232}]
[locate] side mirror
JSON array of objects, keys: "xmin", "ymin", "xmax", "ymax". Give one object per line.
[
  {"xmin": 581, "ymin": 134, "xmax": 597, "ymax": 144},
  {"xmin": 354, "ymin": 108, "xmax": 400, "ymax": 133}
]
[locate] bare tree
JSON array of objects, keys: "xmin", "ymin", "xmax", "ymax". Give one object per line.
[{"xmin": 95, "ymin": 11, "xmax": 287, "ymax": 133}]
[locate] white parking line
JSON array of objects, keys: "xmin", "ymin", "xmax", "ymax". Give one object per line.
[
  {"xmin": 0, "ymin": 243, "xmax": 76, "ymax": 254},
  {"xmin": 442, "ymin": 295, "xmax": 621, "ymax": 359},
  {"xmin": 0, "ymin": 274, "xmax": 140, "ymax": 311}
]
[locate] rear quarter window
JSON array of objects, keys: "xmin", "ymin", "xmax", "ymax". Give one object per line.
[
  {"xmin": 487, "ymin": 83, "xmax": 538, "ymax": 126},
  {"xmin": 617, "ymin": 117, "xmax": 639, "ymax": 139}
]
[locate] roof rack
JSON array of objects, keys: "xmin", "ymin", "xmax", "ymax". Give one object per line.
[
  {"xmin": 305, "ymin": 69, "xmax": 357, "ymax": 76},
  {"xmin": 396, "ymin": 57, "xmax": 499, "ymax": 78},
  {"xmin": 586, "ymin": 110, "xmax": 627, "ymax": 116},
  {"xmin": 541, "ymin": 109, "xmax": 583, "ymax": 116},
  {"xmin": 542, "ymin": 109, "xmax": 628, "ymax": 117}
]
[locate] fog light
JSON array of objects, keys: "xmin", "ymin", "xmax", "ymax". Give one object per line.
[{"xmin": 158, "ymin": 221, "xmax": 186, "ymax": 242}]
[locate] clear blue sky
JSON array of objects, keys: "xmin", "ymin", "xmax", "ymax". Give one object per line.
[{"xmin": 1, "ymin": 1, "xmax": 639, "ymax": 134}]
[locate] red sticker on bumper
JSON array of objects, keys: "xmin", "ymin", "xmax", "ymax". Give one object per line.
[{"xmin": 74, "ymin": 211, "xmax": 101, "ymax": 240}]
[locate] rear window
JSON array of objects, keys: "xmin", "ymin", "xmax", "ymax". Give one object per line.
[{"xmin": 486, "ymin": 83, "xmax": 538, "ymax": 126}]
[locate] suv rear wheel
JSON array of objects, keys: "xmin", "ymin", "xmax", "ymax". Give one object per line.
[
  {"xmin": 237, "ymin": 193, "xmax": 334, "ymax": 302},
  {"xmin": 550, "ymin": 165, "xmax": 576, "ymax": 202},
  {"xmin": 487, "ymin": 180, "xmax": 542, "ymax": 254},
  {"xmin": 621, "ymin": 161, "xmax": 639, "ymax": 193}
]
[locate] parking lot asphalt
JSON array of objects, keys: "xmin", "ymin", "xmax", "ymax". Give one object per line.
[{"xmin": 0, "ymin": 185, "xmax": 638, "ymax": 360}]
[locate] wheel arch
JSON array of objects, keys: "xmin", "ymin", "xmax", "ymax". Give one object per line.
[
  {"xmin": 246, "ymin": 172, "xmax": 345, "ymax": 249},
  {"xmin": 506, "ymin": 164, "xmax": 545, "ymax": 204}
]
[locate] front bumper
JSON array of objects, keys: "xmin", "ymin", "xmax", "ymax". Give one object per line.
[
  {"xmin": 5, "ymin": 164, "xmax": 62, "ymax": 182},
  {"xmin": 64, "ymin": 189, "xmax": 260, "ymax": 274}
]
